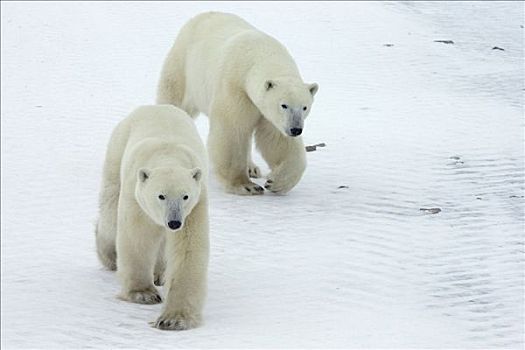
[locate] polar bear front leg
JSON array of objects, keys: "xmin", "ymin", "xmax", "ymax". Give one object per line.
[
  {"xmin": 255, "ymin": 118, "xmax": 307, "ymax": 194},
  {"xmin": 116, "ymin": 201, "xmax": 163, "ymax": 304},
  {"xmin": 154, "ymin": 199, "xmax": 209, "ymax": 331},
  {"xmin": 208, "ymin": 104, "xmax": 264, "ymax": 195}
]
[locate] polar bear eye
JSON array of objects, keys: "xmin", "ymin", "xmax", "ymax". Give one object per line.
[
  {"xmin": 303, "ymin": 106, "xmax": 307, "ymax": 111},
  {"xmin": 158, "ymin": 195, "xmax": 165, "ymax": 200},
  {"xmin": 183, "ymin": 195, "xmax": 189, "ymax": 200},
  {"xmin": 281, "ymin": 104, "xmax": 288, "ymax": 109}
]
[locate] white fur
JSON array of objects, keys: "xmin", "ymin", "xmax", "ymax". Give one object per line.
[
  {"xmin": 95, "ymin": 105, "xmax": 209, "ymax": 331},
  {"xmin": 157, "ymin": 12, "xmax": 318, "ymax": 195}
]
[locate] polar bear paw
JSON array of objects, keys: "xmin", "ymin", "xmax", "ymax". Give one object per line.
[
  {"xmin": 264, "ymin": 175, "xmax": 294, "ymax": 194},
  {"xmin": 154, "ymin": 273, "xmax": 165, "ymax": 286},
  {"xmin": 229, "ymin": 182, "xmax": 265, "ymax": 195},
  {"xmin": 248, "ymin": 162, "xmax": 262, "ymax": 178},
  {"xmin": 152, "ymin": 311, "xmax": 200, "ymax": 331},
  {"xmin": 120, "ymin": 288, "xmax": 162, "ymax": 304}
]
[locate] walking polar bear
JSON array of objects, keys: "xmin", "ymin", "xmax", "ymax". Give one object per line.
[
  {"xmin": 95, "ymin": 105, "xmax": 209, "ymax": 331},
  {"xmin": 158, "ymin": 12, "xmax": 319, "ymax": 195}
]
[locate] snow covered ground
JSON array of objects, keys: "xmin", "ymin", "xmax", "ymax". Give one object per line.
[{"xmin": 1, "ymin": 1, "xmax": 523, "ymax": 348}]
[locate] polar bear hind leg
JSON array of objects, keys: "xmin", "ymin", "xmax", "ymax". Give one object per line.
[
  {"xmin": 247, "ymin": 143, "xmax": 262, "ymax": 178},
  {"xmin": 95, "ymin": 125, "xmax": 129, "ymax": 271},
  {"xmin": 157, "ymin": 49, "xmax": 199, "ymax": 117},
  {"xmin": 154, "ymin": 241, "xmax": 166, "ymax": 286},
  {"xmin": 95, "ymin": 179, "xmax": 119, "ymax": 271}
]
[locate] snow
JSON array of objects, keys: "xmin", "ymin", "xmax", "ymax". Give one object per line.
[{"xmin": 1, "ymin": 1, "xmax": 523, "ymax": 348}]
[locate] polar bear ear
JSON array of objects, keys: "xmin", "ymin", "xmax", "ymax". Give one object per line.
[
  {"xmin": 191, "ymin": 167, "xmax": 202, "ymax": 182},
  {"xmin": 307, "ymin": 83, "xmax": 319, "ymax": 96},
  {"xmin": 265, "ymin": 80, "xmax": 275, "ymax": 91},
  {"xmin": 138, "ymin": 168, "xmax": 150, "ymax": 183}
]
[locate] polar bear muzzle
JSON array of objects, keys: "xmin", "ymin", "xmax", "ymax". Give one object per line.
[
  {"xmin": 167, "ymin": 220, "xmax": 182, "ymax": 230},
  {"xmin": 286, "ymin": 109, "xmax": 304, "ymax": 137},
  {"xmin": 289, "ymin": 128, "xmax": 303, "ymax": 137},
  {"xmin": 165, "ymin": 199, "xmax": 184, "ymax": 231}
]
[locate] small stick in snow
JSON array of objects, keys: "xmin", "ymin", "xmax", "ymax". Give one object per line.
[
  {"xmin": 492, "ymin": 46, "xmax": 505, "ymax": 51},
  {"xmin": 434, "ymin": 40, "xmax": 454, "ymax": 44},
  {"xmin": 383, "ymin": 43, "xmax": 394, "ymax": 47},
  {"xmin": 305, "ymin": 143, "xmax": 326, "ymax": 152},
  {"xmin": 338, "ymin": 185, "xmax": 349, "ymax": 189},
  {"xmin": 420, "ymin": 208, "xmax": 441, "ymax": 214}
]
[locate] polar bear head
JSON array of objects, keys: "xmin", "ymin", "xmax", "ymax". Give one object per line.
[
  {"xmin": 134, "ymin": 166, "xmax": 202, "ymax": 231},
  {"xmin": 258, "ymin": 78, "xmax": 318, "ymax": 137}
]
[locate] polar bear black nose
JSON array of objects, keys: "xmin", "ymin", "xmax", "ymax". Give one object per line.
[
  {"xmin": 168, "ymin": 220, "xmax": 181, "ymax": 230},
  {"xmin": 290, "ymin": 128, "xmax": 302, "ymax": 136}
]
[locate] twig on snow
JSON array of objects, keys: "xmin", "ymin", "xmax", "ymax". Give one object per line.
[
  {"xmin": 305, "ymin": 143, "xmax": 326, "ymax": 152},
  {"xmin": 434, "ymin": 40, "xmax": 454, "ymax": 44},
  {"xmin": 420, "ymin": 208, "xmax": 441, "ymax": 214}
]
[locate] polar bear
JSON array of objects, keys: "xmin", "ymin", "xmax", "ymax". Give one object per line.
[
  {"xmin": 157, "ymin": 12, "xmax": 318, "ymax": 195},
  {"xmin": 95, "ymin": 105, "xmax": 209, "ymax": 331}
]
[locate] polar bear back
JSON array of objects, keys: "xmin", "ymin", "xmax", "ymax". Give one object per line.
[
  {"xmin": 125, "ymin": 105, "xmax": 202, "ymax": 147},
  {"xmin": 114, "ymin": 105, "xmax": 207, "ymax": 182},
  {"xmin": 172, "ymin": 12, "xmax": 301, "ymax": 115}
]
